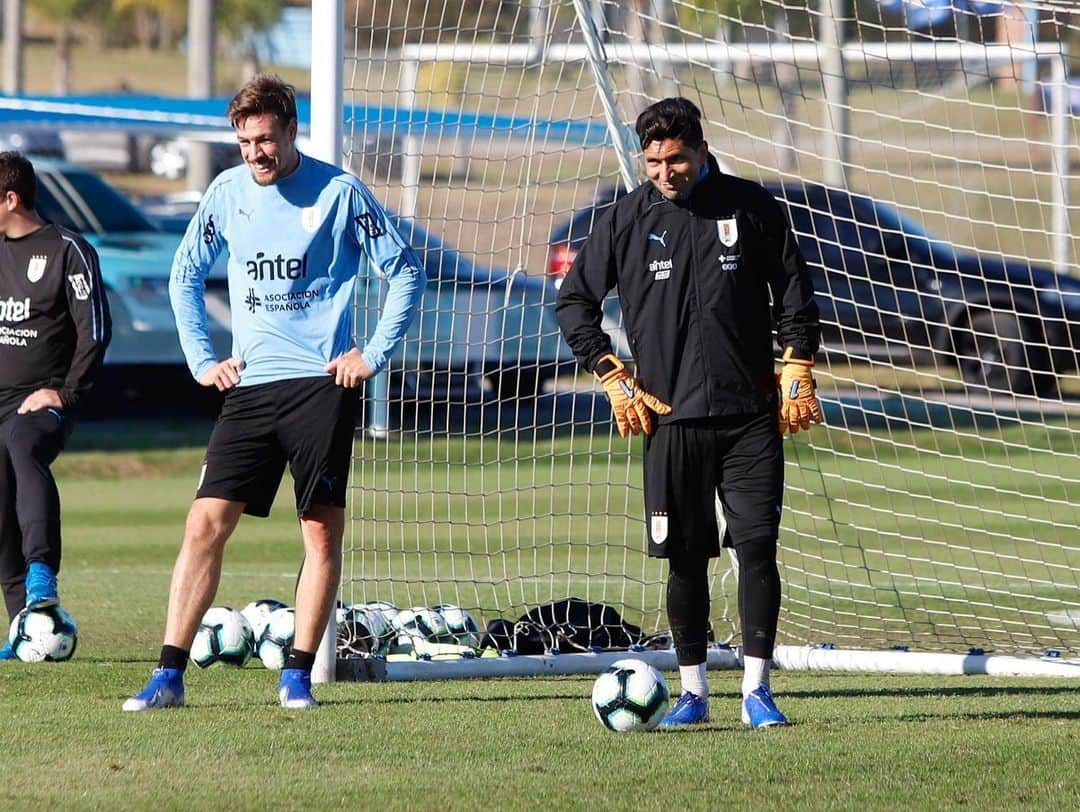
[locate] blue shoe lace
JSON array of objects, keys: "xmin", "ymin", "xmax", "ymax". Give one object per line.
[
  {"xmin": 279, "ymin": 668, "xmax": 318, "ymax": 709},
  {"xmin": 25, "ymin": 561, "xmax": 59, "ymax": 609},
  {"xmin": 122, "ymin": 667, "xmax": 185, "ymax": 712},
  {"xmin": 659, "ymin": 691, "xmax": 709, "ymax": 727},
  {"xmin": 741, "ymin": 685, "xmax": 789, "ymax": 729}
]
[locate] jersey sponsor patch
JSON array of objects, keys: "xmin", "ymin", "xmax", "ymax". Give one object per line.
[
  {"xmin": 650, "ymin": 512, "xmax": 669, "ymax": 544},
  {"xmin": 301, "ymin": 206, "xmax": 322, "ymax": 233},
  {"xmin": 67, "ymin": 273, "xmax": 90, "ymax": 300},
  {"xmin": 354, "ymin": 211, "xmax": 385, "ymax": 240},
  {"xmin": 27, "ymin": 255, "xmax": 47, "ymax": 283},
  {"xmin": 649, "ymin": 258, "xmax": 673, "ymax": 280},
  {"xmin": 717, "ymin": 217, "xmax": 739, "ymax": 248}
]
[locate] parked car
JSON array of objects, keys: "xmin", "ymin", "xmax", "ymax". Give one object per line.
[
  {"xmin": 0, "ymin": 129, "xmax": 65, "ymax": 159},
  {"xmin": 549, "ymin": 182, "xmax": 1080, "ymax": 397},
  {"xmin": 31, "ymin": 159, "xmax": 232, "ymax": 411},
  {"xmin": 59, "ymin": 130, "xmax": 157, "ymax": 173},
  {"xmin": 364, "ymin": 214, "xmax": 574, "ymax": 402},
  {"xmin": 148, "ymin": 138, "xmax": 244, "ymax": 181}
]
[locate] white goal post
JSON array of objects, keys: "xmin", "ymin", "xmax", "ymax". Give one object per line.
[{"xmin": 311, "ymin": 0, "xmax": 1080, "ymax": 681}]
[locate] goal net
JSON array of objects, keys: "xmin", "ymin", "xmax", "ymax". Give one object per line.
[{"xmin": 335, "ymin": 0, "xmax": 1080, "ymax": 676}]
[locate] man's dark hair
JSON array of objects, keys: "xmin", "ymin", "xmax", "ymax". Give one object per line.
[
  {"xmin": 227, "ymin": 74, "xmax": 298, "ymax": 130},
  {"xmin": 635, "ymin": 97, "xmax": 705, "ymax": 150},
  {"xmin": 0, "ymin": 150, "xmax": 37, "ymax": 210}
]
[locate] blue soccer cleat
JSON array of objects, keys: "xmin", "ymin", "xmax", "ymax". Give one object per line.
[
  {"xmin": 24, "ymin": 561, "xmax": 59, "ymax": 609},
  {"xmin": 278, "ymin": 668, "xmax": 318, "ymax": 709},
  {"xmin": 659, "ymin": 691, "xmax": 710, "ymax": 727},
  {"xmin": 122, "ymin": 667, "xmax": 185, "ymax": 712},
  {"xmin": 0, "ymin": 641, "xmax": 16, "ymax": 660},
  {"xmin": 741, "ymin": 685, "xmax": 789, "ymax": 729}
]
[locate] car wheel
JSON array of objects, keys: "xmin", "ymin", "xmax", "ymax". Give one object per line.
[
  {"xmin": 952, "ymin": 309, "xmax": 1057, "ymax": 397},
  {"xmin": 483, "ymin": 366, "xmax": 543, "ymax": 400}
]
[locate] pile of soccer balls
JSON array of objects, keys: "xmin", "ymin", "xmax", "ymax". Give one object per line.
[
  {"xmin": 5, "ymin": 605, "xmax": 79, "ymax": 663},
  {"xmin": 187, "ymin": 599, "xmax": 483, "ymax": 669}
]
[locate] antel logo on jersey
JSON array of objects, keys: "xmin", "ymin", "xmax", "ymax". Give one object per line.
[
  {"xmin": 245, "ymin": 252, "xmax": 309, "ymax": 281},
  {"xmin": 0, "ymin": 296, "xmax": 31, "ymax": 322},
  {"xmin": 649, "ymin": 257, "xmax": 673, "ymax": 280}
]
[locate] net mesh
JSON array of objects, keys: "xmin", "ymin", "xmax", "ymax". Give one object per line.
[{"xmin": 340, "ymin": 1, "xmax": 1079, "ymax": 658}]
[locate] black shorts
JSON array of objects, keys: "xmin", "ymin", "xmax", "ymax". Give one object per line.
[
  {"xmin": 643, "ymin": 411, "xmax": 784, "ymax": 558},
  {"xmin": 196, "ymin": 376, "xmax": 360, "ymax": 518}
]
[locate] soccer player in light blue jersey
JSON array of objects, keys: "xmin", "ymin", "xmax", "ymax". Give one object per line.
[{"xmin": 124, "ymin": 75, "xmax": 424, "ymax": 710}]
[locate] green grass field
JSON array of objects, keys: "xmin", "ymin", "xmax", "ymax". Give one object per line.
[{"xmin": 0, "ymin": 422, "xmax": 1077, "ymax": 809}]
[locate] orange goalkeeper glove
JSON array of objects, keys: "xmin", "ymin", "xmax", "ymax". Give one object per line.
[
  {"xmin": 594, "ymin": 354, "xmax": 671, "ymax": 438},
  {"xmin": 777, "ymin": 347, "xmax": 823, "ymax": 434}
]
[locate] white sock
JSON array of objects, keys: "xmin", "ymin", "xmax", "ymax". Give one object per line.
[
  {"xmin": 742, "ymin": 656, "xmax": 770, "ymax": 697},
  {"xmin": 679, "ymin": 663, "xmax": 708, "ymax": 699}
]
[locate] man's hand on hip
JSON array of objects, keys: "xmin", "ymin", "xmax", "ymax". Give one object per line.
[
  {"xmin": 17, "ymin": 388, "xmax": 63, "ymax": 414},
  {"xmin": 594, "ymin": 354, "xmax": 671, "ymax": 437},
  {"xmin": 326, "ymin": 348, "xmax": 374, "ymax": 388},
  {"xmin": 199, "ymin": 357, "xmax": 245, "ymax": 391},
  {"xmin": 777, "ymin": 347, "xmax": 823, "ymax": 434}
]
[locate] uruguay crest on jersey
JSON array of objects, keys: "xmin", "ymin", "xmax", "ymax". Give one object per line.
[
  {"xmin": 301, "ymin": 206, "xmax": 321, "ymax": 233},
  {"xmin": 717, "ymin": 217, "xmax": 738, "ymax": 248},
  {"xmin": 27, "ymin": 254, "xmax": 47, "ymax": 283}
]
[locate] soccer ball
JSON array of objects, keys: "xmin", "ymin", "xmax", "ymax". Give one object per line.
[
  {"xmin": 432, "ymin": 603, "xmax": 480, "ymax": 648},
  {"xmin": 241, "ymin": 598, "xmax": 289, "ymax": 641},
  {"xmin": 591, "ymin": 659, "xmax": 670, "ymax": 732},
  {"xmin": 393, "ymin": 606, "xmax": 450, "ymax": 645},
  {"xmin": 360, "ymin": 600, "xmax": 399, "ymax": 624},
  {"xmin": 7, "ymin": 605, "xmax": 78, "ymax": 662},
  {"xmin": 190, "ymin": 606, "xmax": 254, "ymax": 669},
  {"xmin": 336, "ymin": 605, "xmax": 392, "ymax": 656},
  {"xmin": 256, "ymin": 607, "xmax": 295, "ymax": 670}
]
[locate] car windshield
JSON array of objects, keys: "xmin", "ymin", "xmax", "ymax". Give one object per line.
[{"xmin": 37, "ymin": 167, "xmax": 157, "ymax": 234}]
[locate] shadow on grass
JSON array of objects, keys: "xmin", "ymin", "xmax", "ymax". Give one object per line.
[
  {"xmin": 69, "ymin": 419, "xmax": 215, "ymax": 452},
  {"xmin": 787, "ymin": 684, "xmax": 1080, "ymax": 700}
]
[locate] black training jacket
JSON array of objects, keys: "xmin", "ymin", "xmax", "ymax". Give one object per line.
[
  {"xmin": 556, "ymin": 157, "xmax": 819, "ymax": 421},
  {"xmin": 0, "ymin": 223, "xmax": 111, "ymax": 417}
]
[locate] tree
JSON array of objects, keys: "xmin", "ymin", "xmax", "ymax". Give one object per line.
[
  {"xmin": 110, "ymin": 0, "xmax": 187, "ymax": 51},
  {"xmin": 217, "ymin": 0, "xmax": 283, "ymax": 81},
  {"xmin": 28, "ymin": 0, "xmax": 110, "ymax": 92}
]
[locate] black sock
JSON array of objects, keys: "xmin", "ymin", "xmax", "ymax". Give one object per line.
[
  {"xmin": 284, "ymin": 648, "xmax": 316, "ymax": 672},
  {"xmin": 158, "ymin": 645, "xmax": 189, "ymax": 671}
]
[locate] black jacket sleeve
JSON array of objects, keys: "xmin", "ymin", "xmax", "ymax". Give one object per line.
[
  {"xmin": 59, "ymin": 237, "xmax": 111, "ymax": 409},
  {"xmin": 555, "ymin": 207, "xmax": 619, "ymax": 374},
  {"xmin": 757, "ymin": 190, "xmax": 820, "ymax": 359}
]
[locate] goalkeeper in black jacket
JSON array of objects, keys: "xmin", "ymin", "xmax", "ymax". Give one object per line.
[
  {"xmin": 0, "ymin": 152, "xmax": 111, "ymax": 659},
  {"xmin": 556, "ymin": 98, "xmax": 821, "ymax": 728}
]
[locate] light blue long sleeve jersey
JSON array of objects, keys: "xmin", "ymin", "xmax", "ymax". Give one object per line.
[{"xmin": 169, "ymin": 153, "xmax": 425, "ymax": 386}]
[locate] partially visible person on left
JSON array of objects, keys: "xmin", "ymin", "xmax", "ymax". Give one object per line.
[{"xmin": 0, "ymin": 151, "xmax": 111, "ymax": 660}]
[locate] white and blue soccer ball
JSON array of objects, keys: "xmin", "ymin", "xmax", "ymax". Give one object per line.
[
  {"xmin": 590, "ymin": 658, "xmax": 670, "ymax": 732},
  {"xmin": 190, "ymin": 606, "xmax": 254, "ymax": 669},
  {"xmin": 392, "ymin": 606, "xmax": 450, "ymax": 650},
  {"xmin": 7, "ymin": 605, "xmax": 78, "ymax": 662},
  {"xmin": 241, "ymin": 598, "xmax": 289, "ymax": 641},
  {"xmin": 336, "ymin": 605, "xmax": 392, "ymax": 656},
  {"xmin": 256, "ymin": 607, "xmax": 295, "ymax": 670},
  {"xmin": 432, "ymin": 603, "xmax": 480, "ymax": 648},
  {"xmin": 360, "ymin": 600, "xmax": 399, "ymax": 627}
]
